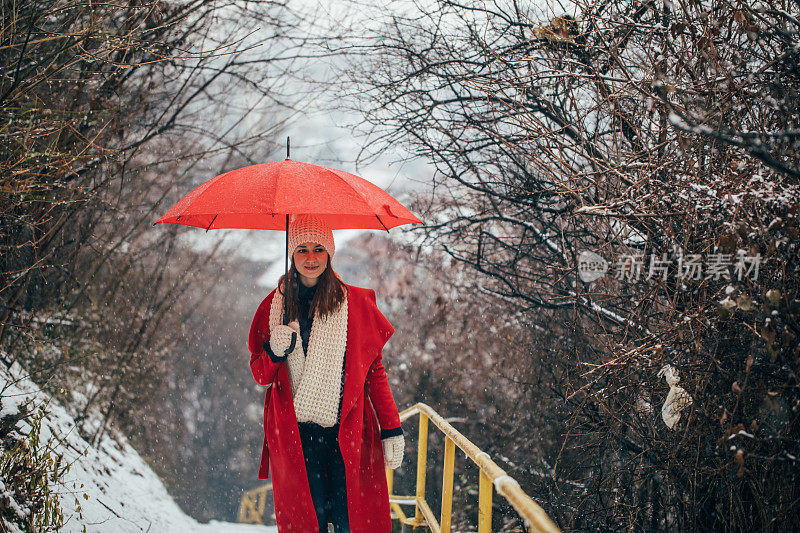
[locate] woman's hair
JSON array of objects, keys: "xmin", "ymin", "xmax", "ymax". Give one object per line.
[{"xmin": 277, "ymin": 259, "xmax": 346, "ymax": 322}]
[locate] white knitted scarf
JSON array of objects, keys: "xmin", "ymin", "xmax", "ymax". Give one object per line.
[{"xmin": 269, "ymin": 287, "xmax": 348, "ymax": 427}]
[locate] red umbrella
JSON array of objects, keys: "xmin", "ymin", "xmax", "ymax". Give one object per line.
[
  {"xmin": 155, "ymin": 158, "xmax": 420, "ymax": 231},
  {"xmin": 155, "ymin": 149, "xmax": 421, "ymax": 351}
]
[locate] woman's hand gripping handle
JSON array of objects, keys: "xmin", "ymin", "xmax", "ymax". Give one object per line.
[{"xmin": 264, "ymin": 322, "xmax": 300, "ymax": 363}]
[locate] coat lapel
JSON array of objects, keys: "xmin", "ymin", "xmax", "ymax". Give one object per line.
[
  {"xmin": 339, "ymin": 285, "xmax": 395, "ymax": 423},
  {"xmin": 340, "ymin": 288, "xmax": 369, "ymax": 422}
]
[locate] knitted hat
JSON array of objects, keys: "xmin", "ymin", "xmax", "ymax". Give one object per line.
[{"xmin": 288, "ymin": 214, "xmax": 335, "ymax": 257}]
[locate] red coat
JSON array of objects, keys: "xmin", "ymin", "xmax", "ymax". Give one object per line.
[{"xmin": 248, "ymin": 284, "xmax": 401, "ymax": 532}]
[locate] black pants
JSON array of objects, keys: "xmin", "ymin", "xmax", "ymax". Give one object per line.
[{"xmin": 298, "ymin": 422, "xmax": 350, "ymax": 533}]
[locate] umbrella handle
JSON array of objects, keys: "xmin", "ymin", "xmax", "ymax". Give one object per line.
[
  {"xmin": 284, "ymin": 213, "xmax": 290, "ymax": 326},
  {"xmin": 284, "ymin": 332, "xmax": 297, "ymax": 357}
]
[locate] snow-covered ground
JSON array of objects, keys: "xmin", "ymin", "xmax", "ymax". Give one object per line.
[{"xmin": 0, "ymin": 362, "xmax": 276, "ymax": 533}]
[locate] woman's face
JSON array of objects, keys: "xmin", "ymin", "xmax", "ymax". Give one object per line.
[{"xmin": 293, "ymin": 242, "xmax": 329, "ymax": 286}]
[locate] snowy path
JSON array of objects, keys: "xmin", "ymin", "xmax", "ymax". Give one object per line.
[{"xmin": 1, "ymin": 362, "xmax": 277, "ymax": 533}]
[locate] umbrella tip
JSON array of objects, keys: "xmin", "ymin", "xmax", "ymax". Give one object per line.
[{"xmin": 286, "ymin": 136, "xmax": 290, "ymax": 159}]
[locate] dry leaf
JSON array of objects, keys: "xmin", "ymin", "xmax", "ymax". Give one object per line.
[{"xmin": 735, "ymin": 449, "xmax": 745, "ymax": 477}]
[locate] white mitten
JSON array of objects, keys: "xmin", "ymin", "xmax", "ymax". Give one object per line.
[
  {"xmin": 269, "ymin": 322, "xmax": 300, "ymax": 360},
  {"xmin": 382, "ymin": 434, "xmax": 405, "ymax": 470}
]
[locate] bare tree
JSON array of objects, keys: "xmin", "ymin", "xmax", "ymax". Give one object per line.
[
  {"xmin": 332, "ymin": 0, "xmax": 800, "ymax": 530},
  {"xmin": 1, "ymin": 0, "xmax": 312, "ymax": 526}
]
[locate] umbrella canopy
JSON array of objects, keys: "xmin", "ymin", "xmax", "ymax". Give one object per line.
[{"xmin": 154, "ymin": 158, "xmax": 420, "ymax": 231}]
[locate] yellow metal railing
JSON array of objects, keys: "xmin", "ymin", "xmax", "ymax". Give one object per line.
[
  {"xmin": 385, "ymin": 403, "xmax": 560, "ymax": 533},
  {"xmin": 237, "ymin": 482, "xmax": 273, "ymax": 524}
]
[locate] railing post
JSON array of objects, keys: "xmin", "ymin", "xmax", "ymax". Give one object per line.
[
  {"xmin": 257, "ymin": 486, "xmax": 266, "ymax": 521},
  {"xmin": 415, "ymin": 412, "xmax": 429, "ymax": 527},
  {"xmin": 478, "ymin": 469, "xmax": 492, "ymax": 533},
  {"xmin": 441, "ymin": 436, "xmax": 455, "ymax": 533}
]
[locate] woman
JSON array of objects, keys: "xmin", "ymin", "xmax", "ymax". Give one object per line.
[{"xmin": 248, "ymin": 214, "xmax": 405, "ymax": 533}]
